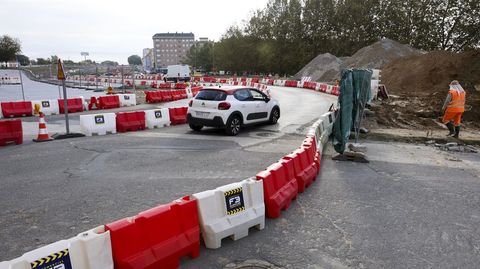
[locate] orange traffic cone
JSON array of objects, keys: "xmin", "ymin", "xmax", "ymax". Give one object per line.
[{"xmin": 33, "ymin": 112, "xmax": 53, "ymax": 142}]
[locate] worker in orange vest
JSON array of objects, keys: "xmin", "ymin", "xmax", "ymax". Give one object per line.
[{"xmin": 441, "ymin": 80, "xmax": 466, "ymax": 138}]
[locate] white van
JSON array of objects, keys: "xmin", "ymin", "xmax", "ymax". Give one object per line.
[{"xmin": 166, "ymin": 65, "xmax": 190, "ymax": 82}]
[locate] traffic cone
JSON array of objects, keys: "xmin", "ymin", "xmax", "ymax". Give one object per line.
[{"xmin": 33, "ymin": 112, "xmax": 53, "ymax": 142}]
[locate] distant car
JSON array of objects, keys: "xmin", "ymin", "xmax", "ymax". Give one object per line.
[{"xmin": 187, "ymin": 86, "xmax": 280, "ymax": 136}]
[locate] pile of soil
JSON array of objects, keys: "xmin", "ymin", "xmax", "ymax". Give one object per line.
[
  {"xmin": 342, "ymin": 38, "xmax": 422, "ymax": 69},
  {"xmin": 294, "ymin": 53, "xmax": 342, "ymax": 82},
  {"xmin": 294, "ymin": 38, "xmax": 422, "ymax": 82},
  {"xmin": 375, "ymin": 50, "xmax": 480, "ymax": 130}
]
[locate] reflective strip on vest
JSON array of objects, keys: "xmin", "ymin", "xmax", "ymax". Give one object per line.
[{"xmin": 447, "ymin": 89, "xmax": 465, "ymax": 109}]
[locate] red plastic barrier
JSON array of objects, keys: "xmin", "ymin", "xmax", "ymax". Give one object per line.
[
  {"xmin": 256, "ymin": 160, "xmax": 298, "ymax": 218},
  {"xmin": 0, "ymin": 101, "xmax": 33, "ymax": 118},
  {"xmin": 303, "ymin": 136, "xmax": 320, "ymax": 172},
  {"xmin": 267, "ymin": 79, "xmax": 274, "ymax": 85},
  {"xmin": 332, "ymin": 86, "xmax": 340, "ymax": 96},
  {"xmin": 303, "ymin": 82, "xmax": 316, "ymax": 89},
  {"xmin": 179, "ymin": 90, "xmax": 187, "ymax": 99},
  {"xmin": 171, "ymin": 90, "xmax": 182, "ymax": 101},
  {"xmin": 141, "ymin": 81, "xmax": 147, "ymax": 86},
  {"xmin": 106, "ymin": 196, "xmax": 200, "ymax": 269},
  {"xmin": 241, "ymin": 81, "xmax": 247, "ymax": 86},
  {"xmin": 251, "ymin": 77, "xmax": 259, "ymax": 83},
  {"xmin": 233, "ymin": 81, "xmax": 239, "ymax": 85},
  {"xmin": 284, "ymin": 80, "xmax": 297, "ymax": 87},
  {"xmin": 191, "ymin": 87, "xmax": 202, "ymax": 97},
  {"xmin": 145, "ymin": 91, "xmax": 163, "ymax": 103},
  {"xmin": 283, "ymin": 147, "xmax": 317, "ymax": 193},
  {"xmin": 88, "ymin": 96, "xmax": 98, "ymax": 110},
  {"xmin": 175, "ymin": 83, "xmax": 186, "ymax": 89},
  {"xmin": 219, "ymin": 79, "xmax": 227, "ymax": 84},
  {"xmin": 58, "ymin": 98, "xmax": 84, "ymax": 114},
  {"xmin": 240, "ymin": 77, "xmax": 247, "ymax": 82},
  {"xmin": 98, "ymin": 95, "xmax": 120, "ymax": 109},
  {"xmin": 159, "ymin": 83, "xmax": 171, "ymax": 89},
  {"xmin": 116, "ymin": 111, "xmax": 146, "ymax": 132},
  {"xmin": 193, "ymin": 76, "xmax": 201, "ymax": 82},
  {"xmin": 150, "ymin": 81, "xmax": 157, "ymax": 88},
  {"xmin": 0, "ymin": 119, "xmax": 23, "ymax": 146},
  {"xmin": 319, "ymin": 84, "xmax": 327, "ymax": 92},
  {"xmin": 168, "ymin": 107, "xmax": 188, "ymax": 125}
]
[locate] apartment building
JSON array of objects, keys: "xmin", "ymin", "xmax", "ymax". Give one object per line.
[{"xmin": 152, "ymin": 32, "xmax": 194, "ymax": 68}]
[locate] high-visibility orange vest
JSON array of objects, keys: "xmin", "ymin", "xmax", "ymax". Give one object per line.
[{"xmin": 446, "ymin": 88, "xmax": 466, "ymax": 113}]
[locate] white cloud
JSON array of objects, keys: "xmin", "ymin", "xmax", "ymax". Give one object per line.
[{"xmin": 0, "ymin": 0, "xmax": 268, "ymax": 64}]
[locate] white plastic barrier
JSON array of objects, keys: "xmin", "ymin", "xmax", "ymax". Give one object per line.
[
  {"xmin": 372, "ymin": 69, "xmax": 381, "ymax": 80},
  {"xmin": 315, "ymin": 83, "xmax": 321, "ymax": 91},
  {"xmin": 307, "ymin": 119, "xmax": 325, "ymax": 153},
  {"xmin": 0, "ymin": 226, "xmax": 113, "ymax": 269},
  {"xmin": 326, "ymin": 85, "xmax": 333, "ymax": 94},
  {"xmin": 80, "ymin": 113, "xmax": 116, "ymax": 136},
  {"xmin": 0, "ymin": 103, "xmax": 3, "ymax": 119},
  {"xmin": 321, "ymin": 111, "xmax": 336, "ymax": 139},
  {"xmin": 297, "ymin": 81, "xmax": 303, "ymax": 88},
  {"xmin": 193, "ymin": 178, "xmax": 265, "ymax": 249},
  {"xmin": 31, "ymin": 99, "xmax": 60, "ymax": 116},
  {"xmin": 145, "ymin": 108, "xmax": 170, "ymax": 129},
  {"xmin": 274, "ymin": 80, "xmax": 285, "ymax": 87},
  {"xmin": 371, "ymin": 79, "xmax": 380, "ymax": 99},
  {"xmin": 117, "ymin": 94, "xmax": 136, "ymax": 107}
]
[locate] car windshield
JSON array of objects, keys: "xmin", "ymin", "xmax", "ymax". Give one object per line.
[{"xmin": 195, "ymin": 90, "xmax": 227, "ymax": 101}]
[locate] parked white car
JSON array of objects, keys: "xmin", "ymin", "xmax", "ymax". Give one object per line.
[{"xmin": 187, "ymin": 86, "xmax": 280, "ymax": 135}]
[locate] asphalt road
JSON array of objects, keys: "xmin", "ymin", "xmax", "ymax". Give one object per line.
[
  {"xmin": 2, "ymin": 84, "xmax": 479, "ymax": 268},
  {"xmin": 0, "ymin": 85, "xmax": 336, "ymax": 261}
]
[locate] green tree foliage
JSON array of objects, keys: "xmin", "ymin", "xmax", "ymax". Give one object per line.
[
  {"xmin": 100, "ymin": 60, "xmax": 119, "ymax": 66},
  {"xmin": 127, "ymin": 55, "xmax": 142, "ymax": 65},
  {"xmin": 211, "ymin": 0, "xmax": 480, "ymax": 76},
  {"xmin": 36, "ymin": 58, "xmax": 51, "ymax": 65},
  {"xmin": 16, "ymin": 54, "xmax": 29, "ymax": 66},
  {"xmin": 0, "ymin": 35, "xmax": 21, "ymax": 63}
]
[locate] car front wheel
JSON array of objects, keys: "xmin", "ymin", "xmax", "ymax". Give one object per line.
[
  {"xmin": 225, "ymin": 115, "xmax": 241, "ymax": 136},
  {"xmin": 269, "ymin": 107, "xmax": 280, "ymax": 124}
]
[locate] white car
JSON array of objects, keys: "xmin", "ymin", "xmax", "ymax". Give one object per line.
[{"xmin": 187, "ymin": 86, "xmax": 280, "ymax": 135}]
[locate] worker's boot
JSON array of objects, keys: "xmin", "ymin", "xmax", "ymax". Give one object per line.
[
  {"xmin": 453, "ymin": 126, "xmax": 460, "ymax": 138},
  {"xmin": 446, "ymin": 122, "xmax": 455, "ymax": 136}
]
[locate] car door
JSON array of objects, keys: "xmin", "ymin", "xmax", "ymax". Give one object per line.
[
  {"xmin": 247, "ymin": 89, "xmax": 270, "ymax": 123},
  {"xmin": 233, "ymin": 89, "xmax": 255, "ymax": 124}
]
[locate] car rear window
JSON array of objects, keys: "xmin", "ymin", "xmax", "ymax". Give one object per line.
[{"xmin": 195, "ymin": 90, "xmax": 227, "ymax": 101}]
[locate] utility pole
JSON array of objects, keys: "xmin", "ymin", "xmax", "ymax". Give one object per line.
[{"xmin": 16, "ymin": 56, "xmax": 25, "ymax": 101}]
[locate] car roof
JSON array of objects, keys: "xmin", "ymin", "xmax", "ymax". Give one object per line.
[{"xmin": 199, "ymin": 86, "xmax": 253, "ymax": 95}]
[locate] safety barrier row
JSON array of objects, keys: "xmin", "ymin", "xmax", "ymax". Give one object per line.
[
  {"xmin": 2, "ymin": 109, "xmax": 337, "ymax": 265},
  {"xmin": 2, "ymin": 108, "xmax": 337, "ymax": 268},
  {"xmin": 145, "ymin": 89, "xmax": 188, "ymax": 103},
  {"xmin": 79, "ymin": 107, "xmax": 186, "ymax": 136}
]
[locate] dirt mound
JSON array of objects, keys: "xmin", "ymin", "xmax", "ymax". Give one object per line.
[
  {"xmin": 378, "ymin": 50, "xmax": 480, "ymax": 129},
  {"xmin": 342, "ymin": 38, "xmax": 422, "ymax": 69},
  {"xmin": 295, "ymin": 38, "xmax": 422, "ymax": 82},
  {"xmin": 294, "ymin": 53, "xmax": 342, "ymax": 82}
]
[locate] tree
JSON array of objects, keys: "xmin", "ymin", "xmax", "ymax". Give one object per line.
[
  {"xmin": 127, "ymin": 55, "xmax": 142, "ymax": 65},
  {"xmin": 16, "ymin": 54, "xmax": 29, "ymax": 66},
  {"xmin": 36, "ymin": 58, "xmax": 51, "ymax": 65},
  {"xmin": 63, "ymin": 60, "xmax": 76, "ymax": 65},
  {"xmin": 101, "ymin": 60, "xmax": 119, "ymax": 66},
  {"xmin": 0, "ymin": 35, "xmax": 21, "ymax": 63}
]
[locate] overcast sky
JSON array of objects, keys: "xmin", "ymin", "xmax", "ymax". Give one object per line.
[{"xmin": 1, "ymin": 0, "xmax": 269, "ymax": 64}]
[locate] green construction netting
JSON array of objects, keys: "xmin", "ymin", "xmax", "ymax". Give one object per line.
[{"xmin": 333, "ymin": 69, "xmax": 372, "ymax": 154}]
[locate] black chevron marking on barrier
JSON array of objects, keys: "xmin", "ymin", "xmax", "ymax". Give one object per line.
[{"xmin": 30, "ymin": 248, "xmax": 72, "ymax": 269}]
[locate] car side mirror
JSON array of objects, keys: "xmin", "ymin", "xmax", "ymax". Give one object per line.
[{"xmin": 264, "ymin": 97, "xmax": 270, "ymax": 103}]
